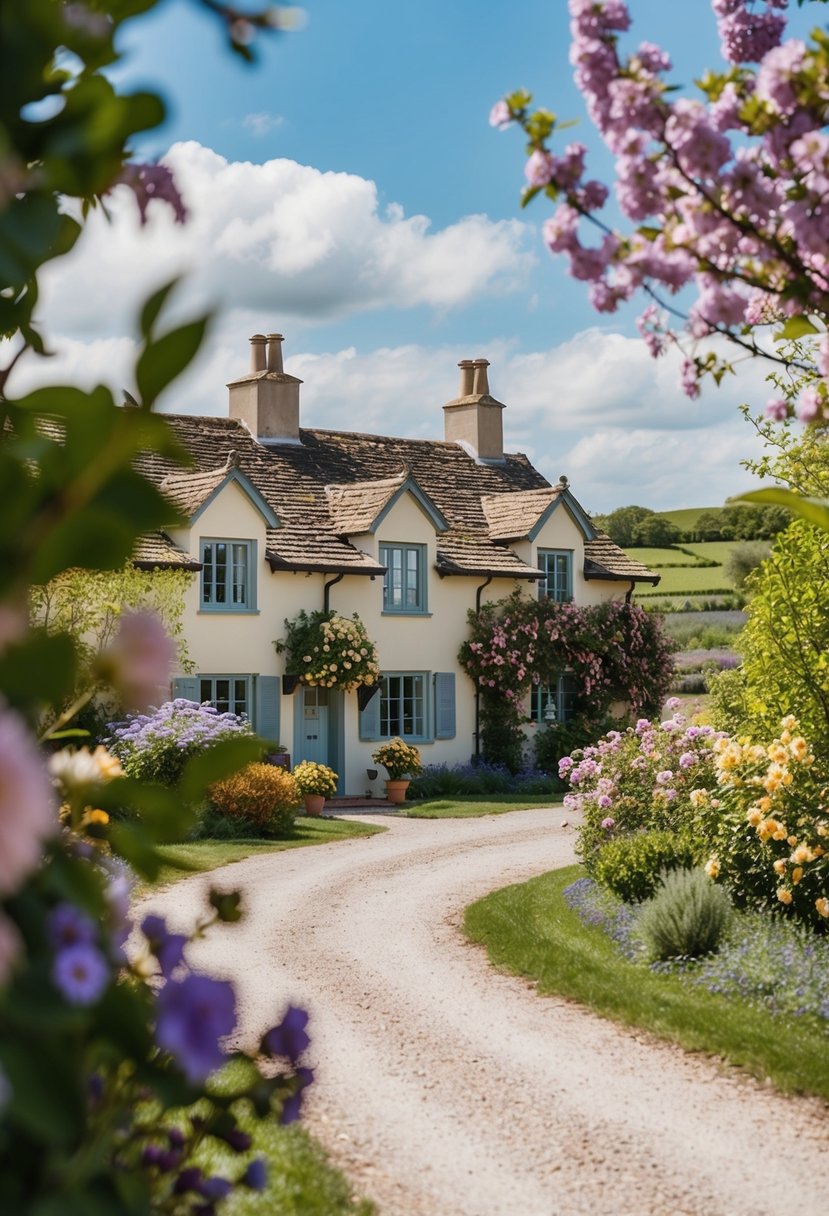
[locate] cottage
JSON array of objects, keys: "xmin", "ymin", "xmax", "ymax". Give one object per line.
[{"xmin": 133, "ymin": 334, "xmax": 658, "ymax": 795}]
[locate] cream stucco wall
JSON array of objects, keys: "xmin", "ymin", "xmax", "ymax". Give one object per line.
[{"xmin": 169, "ymin": 482, "xmax": 633, "ymax": 794}]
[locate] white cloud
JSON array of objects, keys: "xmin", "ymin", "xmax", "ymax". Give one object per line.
[
  {"xmin": 241, "ymin": 112, "xmax": 285, "ymax": 136},
  {"xmin": 35, "ymin": 141, "xmax": 534, "ymax": 340}
]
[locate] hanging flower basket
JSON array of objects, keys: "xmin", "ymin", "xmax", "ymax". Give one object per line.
[{"xmin": 275, "ymin": 610, "xmax": 380, "ymax": 693}]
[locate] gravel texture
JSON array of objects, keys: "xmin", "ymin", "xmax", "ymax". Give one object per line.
[{"xmin": 146, "ymin": 809, "xmax": 829, "ymax": 1216}]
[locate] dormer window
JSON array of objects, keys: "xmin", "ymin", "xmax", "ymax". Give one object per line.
[
  {"xmin": 538, "ymin": 549, "xmax": 573, "ymax": 602},
  {"xmin": 200, "ymin": 539, "xmax": 257, "ymax": 611},
  {"xmin": 380, "ymin": 542, "xmax": 427, "ymax": 614}
]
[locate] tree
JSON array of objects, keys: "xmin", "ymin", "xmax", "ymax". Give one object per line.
[
  {"xmin": 724, "ymin": 540, "xmax": 771, "ymax": 589},
  {"xmin": 693, "ymin": 510, "xmax": 727, "ymax": 542},
  {"xmin": 632, "ymin": 513, "xmax": 679, "ymax": 547},
  {"xmin": 599, "ymin": 504, "xmax": 654, "ymax": 547}
]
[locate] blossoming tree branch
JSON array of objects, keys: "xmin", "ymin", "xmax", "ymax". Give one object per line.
[{"xmin": 492, "ymin": 0, "xmax": 829, "ymax": 451}]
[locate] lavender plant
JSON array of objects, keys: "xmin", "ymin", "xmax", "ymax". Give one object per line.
[{"xmin": 109, "ymin": 700, "xmax": 254, "ymax": 786}]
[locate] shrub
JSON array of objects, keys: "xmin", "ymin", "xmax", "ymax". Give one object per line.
[
  {"xmin": 562, "ymin": 708, "xmax": 722, "ymax": 868},
  {"xmin": 108, "ymin": 699, "xmax": 253, "ymax": 785},
  {"xmin": 276, "ymin": 609, "xmax": 379, "ymax": 691},
  {"xmin": 534, "ymin": 713, "xmax": 616, "ymax": 776},
  {"xmin": 208, "ymin": 763, "xmax": 299, "ymax": 836},
  {"xmin": 407, "ymin": 761, "xmax": 562, "ymax": 799},
  {"xmin": 635, "ymin": 868, "xmax": 732, "ymax": 962},
  {"xmin": 702, "ymin": 717, "xmax": 829, "ymax": 929},
  {"xmin": 292, "ymin": 761, "xmax": 338, "ymax": 798},
  {"xmin": 594, "ymin": 830, "xmax": 699, "ymax": 904}
]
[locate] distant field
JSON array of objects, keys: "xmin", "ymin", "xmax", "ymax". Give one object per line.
[
  {"xmin": 660, "ymin": 506, "xmax": 717, "ymax": 531},
  {"xmin": 627, "ymin": 546, "xmax": 699, "ymax": 567},
  {"xmin": 682, "ymin": 541, "xmax": 739, "ymax": 564},
  {"xmin": 648, "ymin": 565, "xmax": 733, "ymax": 594}
]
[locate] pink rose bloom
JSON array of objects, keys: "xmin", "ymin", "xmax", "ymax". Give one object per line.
[
  {"xmin": 601, "ymin": 816, "xmax": 615, "ymax": 830},
  {"xmin": 97, "ymin": 611, "xmax": 176, "ymax": 710},
  {"xmin": 0, "ymin": 706, "xmax": 57, "ymax": 897}
]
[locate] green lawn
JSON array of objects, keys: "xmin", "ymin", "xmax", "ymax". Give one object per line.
[
  {"xmin": 465, "ymin": 865, "xmax": 829, "ymax": 1101},
  {"xmin": 405, "ymin": 795, "xmax": 562, "ymax": 819},
  {"xmin": 154, "ymin": 817, "xmax": 385, "ymax": 887}
]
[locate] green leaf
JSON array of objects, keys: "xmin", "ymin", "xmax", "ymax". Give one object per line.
[
  {"xmin": 135, "ymin": 316, "xmax": 209, "ymax": 405},
  {"xmin": 733, "ymin": 488, "xmax": 829, "ymax": 532},
  {"xmin": 774, "ymin": 316, "xmax": 819, "ymax": 341},
  {"xmin": 139, "ymin": 278, "xmax": 180, "ymax": 341},
  {"xmin": 520, "ymin": 184, "xmax": 542, "ymax": 209},
  {"xmin": 0, "ymin": 631, "xmax": 77, "ymax": 715}
]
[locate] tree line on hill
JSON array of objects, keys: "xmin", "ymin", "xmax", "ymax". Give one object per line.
[{"xmin": 593, "ymin": 504, "xmax": 791, "ymax": 549}]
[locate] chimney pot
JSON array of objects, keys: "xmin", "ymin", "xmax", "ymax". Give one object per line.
[
  {"xmin": 249, "ymin": 334, "xmax": 267, "ymax": 373},
  {"xmin": 472, "ymin": 358, "xmax": 490, "ymax": 396},
  {"xmin": 458, "ymin": 359, "xmax": 475, "ymax": 397},
  {"xmin": 266, "ymin": 333, "xmax": 284, "ymax": 374}
]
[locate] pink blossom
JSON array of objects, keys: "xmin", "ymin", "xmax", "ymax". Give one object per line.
[
  {"xmin": 796, "ymin": 385, "xmax": 824, "ymax": 424},
  {"xmin": 600, "ymin": 816, "xmax": 615, "ymax": 829},
  {"xmin": 97, "ymin": 611, "xmax": 176, "ymax": 711},
  {"xmin": 755, "ymin": 39, "xmax": 807, "ymax": 115},
  {"xmin": 489, "ymin": 99, "xmax": 512, "ymax": 129},
  {"xmin": 525, "ymin": 149, "xmax": 556, "ymax": 188},
  {"xmin": 764, "ymin": 397, "xmax": 789, "ymax": 421},
  {"xmin": 0, "ymin": 706, "xmax": 57, "ymax": 896}
]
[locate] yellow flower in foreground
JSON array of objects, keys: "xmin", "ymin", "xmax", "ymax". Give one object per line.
[
  {"xmin": 793, "ymin": 844, "xmax": 815, "ymax": 864},
  {"xmin": 704, "ymin": 857, "xmax": 720, "ymax": 879},
  {"xmin": 776, "ymin": 888, "xmax": 793, "ymax": 905},
  {"xmin": 81, "ymin": 808, "xmax": 109, "ymax": 827},
  {"xmin": 747, "ymin": 808, "xmax": 763, "ymax": 827},
  {"xmin": 815, "ymin": 898, "xmax": 829, "ymax": 918},
  {"xmin": 773, "ymin": 859, "xmax": 787, "ymax": 876},
  {"xmin": 791, "ymin": 866, "xmax": 804, "ymax": 885}
]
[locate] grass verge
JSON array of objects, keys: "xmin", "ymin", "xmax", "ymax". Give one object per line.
[
  {"xmin": 154, "ymin": 817, "xmax": 385, "ymax": 887},
  {"xmin": 405, "ymin": 795, "xmax": 562, "ymax": 819},
  {"xmin": 464, "ymin": 864, "xmax": 829, "ymax": 1101}
]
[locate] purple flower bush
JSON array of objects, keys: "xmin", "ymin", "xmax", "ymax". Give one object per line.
[
  {"xmin": 109, "ymin": 699, "xmax": 253, "ymax": 785},
  {"xmin": 561, "ymin": 704, "xmax": 723, "ymax": 866}
]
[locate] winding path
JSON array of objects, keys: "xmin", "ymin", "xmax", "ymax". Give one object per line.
[{"xmin": 148, "ymin": 809, "xmax": 829, "ymax": 1216}]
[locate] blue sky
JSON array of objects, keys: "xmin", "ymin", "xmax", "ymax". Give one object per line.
[{"xmin": 9, "ymin": 0, "xmax": 822, "ymax": 511}]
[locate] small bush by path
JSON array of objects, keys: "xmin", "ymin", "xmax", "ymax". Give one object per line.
[{"xmin": 464, "ymin": 865, "xmax": 829, "ymax": 1101}]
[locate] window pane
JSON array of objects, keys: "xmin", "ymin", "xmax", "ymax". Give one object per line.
[
  {"xmin": 200, "ymin": 679, "xmax": 212, "ymax": 705},
  {"xmin": 232, "ymin": 543, "xmax": 248, "ymax": 605},
  {"xmin": 405, "ymin": 549, "xmax": 419, "ymax": 607},
  {"xmin": 234, "ymin": 679, "xmax": 248, "ymax": 716},
  {"xmin": 214, "ymin": 543, "xmax": 228, "ymax": 604}
]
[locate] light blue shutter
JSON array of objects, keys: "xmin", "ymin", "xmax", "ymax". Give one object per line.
[
  {"xmin": 172, "ymin": 676, "xmax": 200, "ymax": 704},
  {"xmin": 255, "ymin": 675, "xmax": 281, "ymax": 744},
  {"xmin": 434, "ymin": 672, "xmax": 456, "ymax": 739},
  {"xmin": 359, "ymin": 687, "xmax": 382, "ymax": 741}
]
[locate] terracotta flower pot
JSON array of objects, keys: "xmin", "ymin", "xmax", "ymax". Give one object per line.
[
  {"xmin": 384, "ymin": 779, "xmax": 410, "ymax": 805},
  {"xmin": 303, "ymin": 793, "xmax": 325, "ymax": 817}
]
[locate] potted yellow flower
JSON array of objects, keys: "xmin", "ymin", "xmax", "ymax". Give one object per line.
[
  {"xmin": 371, "ymin": 739, "xmax": 422, "ymax": 804},
  {"xmin": 292, "ymin": 760, "xmax": 338, "ymax": 816}
]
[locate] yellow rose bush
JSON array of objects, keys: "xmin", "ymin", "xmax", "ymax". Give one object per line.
[
  {"xmin": 208, "ymin": 763, "xmax": 300, "ymax": 836},
  {"xmin": 704, "ymin": 717, "xmax": 829, "ymax": 928}
]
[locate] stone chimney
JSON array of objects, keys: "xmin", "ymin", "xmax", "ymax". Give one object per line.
[
  {"xmin": 442, "ymin": 357, "xmax": 506, "ymax": 463},
  {"xmin": 227, "ymin": 333, "xmax": 303, "ymax": 444}
]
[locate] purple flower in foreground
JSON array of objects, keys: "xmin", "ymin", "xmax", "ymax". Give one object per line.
[
  {"xmin": 142, "ymin": 914, "xmax": 187, "ymax": 978},
  {"xmin": 155, "ymin": 973, "xmax": 237, "ymax": 1083},
  {"xmin": 243, "ymin": 1157, "xmax": 268, "ymax": 1191},
  {"xmin": 263, "ymin": 1005, "xmax": 310, "ymax": 1062},
  {"xmin": 48, "ymin": 902, "xmax": 98, "ymax": 950},
  {"xmin": 53, "ymin": 942, "xmax": 109, "ymax": 1005},
  {"xmin": 280, "ymin": 1066, "xmax": 314, "ymax": 1125}
]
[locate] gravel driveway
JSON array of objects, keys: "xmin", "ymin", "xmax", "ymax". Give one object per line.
[{"xmin": 147, "ymin": 809, "xmax": 829, "ymax": 1216}]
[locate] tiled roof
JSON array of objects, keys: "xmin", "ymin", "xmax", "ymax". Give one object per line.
[
  {"xmin": 160, "ymin": 467, "xmax": 229, "ymax": 516},
  {"xmin": 326, "ymin": 471, "xmax": 407, "ymax": 535},
  {"xmin": 480, "ymin": 487, "xmax": 561, "ymax": 542},
  {"xmin": 131, "ymin": 532, "xmax": 201, "ymax": 571},
  {"xmin": 584, "ymin": 534, "xmax": 661, "ymax": 584},
  {"xmin": 130, "ymin": 414, "xmax": 659, "ymax": 584}
]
